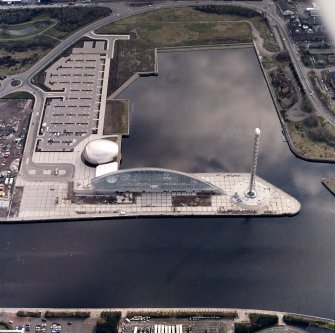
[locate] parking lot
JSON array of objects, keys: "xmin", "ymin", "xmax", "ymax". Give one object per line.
[
  {"xmin": 37, "ymin": 40, "xmax": 107, "ymax": 152},
  {"xmin": 0, "ymin": 315, "xmax": 96, "ymax": 333},
  {"xmin": 123, "ymin": 317, "xmax": 233, "ymax": 333}
]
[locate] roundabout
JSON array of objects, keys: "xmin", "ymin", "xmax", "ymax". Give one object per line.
[{"xmin": 10, "ymin": 79, "xmax": 22, "ymax": 87}]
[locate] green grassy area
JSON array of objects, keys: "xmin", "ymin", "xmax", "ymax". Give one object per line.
[
  {"xmin": 285, "ymin": 116, "xmax": 335, "ymax": 159},
  {"xmin": 44, "ymin": 311, "xmax": 90, "ymax": 318},
  {"xmin": 0, "ymin": 321, "xmax": 12, "ymax": 330},
  {"xmin": 249, "ymin": 17, "xmax": 278, "ymax": 52},
  {"xmin": 0, "ymin": 19, "xmax": 54, "ymax": 40},
  {"xmin": 43, "ymin": 26, "xmax": 70, "ymax": 40},
  {"xmin": 127, "ymin": 310, "xmax": 237, "ymax": 319},
  {"xmin": 309, "ymin": 71, "xmax": 335, "ymax": 116},
  {"xmin": 17, "ymin": 310, "xmax": 41, "ymax": 317},
  {"xmin": 97, "ymin": 7, "xmax": 251, "ymax": 45},
  {"xmin": 0, "ymin": 39, "xmax": 57, "ymax": 75},
  {"xmin": 1, "ymin": 91, "xmax": 35, "ymax": 99},
  {"xmin": 97, "ymin": 312, "xmax": 121, "ymax": 333},
  {"xmin": 0, "ymin": 21, "xmax": 36, "ymax": 30},
  {"xmin": 0, "ymin": 19, "xmax": 48, "ymax": 30}
]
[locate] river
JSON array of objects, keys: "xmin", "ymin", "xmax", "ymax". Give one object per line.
[{"xmin": 1, "ymin": 48, "xmax": 334, "ymax": 318}]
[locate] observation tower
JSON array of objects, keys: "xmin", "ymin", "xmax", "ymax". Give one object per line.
[{"xmin": 245, "ymin": 128, "xmax": 261, "ymax": 198}]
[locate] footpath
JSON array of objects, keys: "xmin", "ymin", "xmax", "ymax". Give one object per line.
[{"xmin": 0, "ymin": 307, "xmax": 333, "ymax": 322}]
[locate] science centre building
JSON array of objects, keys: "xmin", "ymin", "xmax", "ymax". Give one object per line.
[
  {"xmin": 77, "ymin": 136, "xmax": 300, "ymax": 217},
  {"xmin": 91, "ymin": 168, "xmax": 224, "ymax": 195},
  {"xmin": 82, "ymin": 139, "xmax": 223, "ymax": 195}
]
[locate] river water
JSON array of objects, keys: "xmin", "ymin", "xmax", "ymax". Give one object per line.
[{"xmin": 1, "ymin": 48, "xmax": 334, "ymax": 318}]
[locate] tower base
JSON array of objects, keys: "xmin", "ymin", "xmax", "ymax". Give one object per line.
[{"xmin": 245, "ymin": 190, "xmax": 257, "ymax": 198}]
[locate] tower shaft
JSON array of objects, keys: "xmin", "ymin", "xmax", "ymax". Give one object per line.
[{"xmin": 246, "ymin": 128, "xmax": 261, "ymax": 198}]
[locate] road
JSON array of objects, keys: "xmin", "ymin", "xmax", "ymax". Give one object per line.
[
  {"xmin": 0, "ymin": 0, "xmax": 333, "ymax": 181},
  {"xmin": 261, "ymin": 1, "xmax": 335, "ymax": 123}
]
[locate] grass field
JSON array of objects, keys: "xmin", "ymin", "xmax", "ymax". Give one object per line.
[
  {"xmin": 44, "ymin": 26, "xmax": 70, "ymax": 40},
  {"xmin": 309, "ymin": 71, "xmax": 335, "ymax": 116},
  {"xmin": 0, "ymin": 19, "xmax": 54, "ymax": 40},
  {"xmin": 249, "ymin": 17, "xmax": 278, "ymax": 52},
  {"xmin": 1, "ymin": 91, "xmax": 35, "ymax": 99},
  {"xmin": 97, "ymin": 7, "xmax": 253, "ymax": 43},
  {"xmin": 0, "ymin": 47, "xmax": 54, "ymax": 75},
  {"xmin": 97, "ymin": 7, "xmax": 257, "ymax": 92}
]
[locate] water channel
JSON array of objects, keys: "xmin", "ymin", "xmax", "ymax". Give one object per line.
[{"xmin": 1, "ymin": 48, "xmax": 334, "ymax": 318}]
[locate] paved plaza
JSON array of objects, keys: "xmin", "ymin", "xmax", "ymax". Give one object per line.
[{"xmin": 14, "ymin": 173, "xmax": 300, "ymax": 220}]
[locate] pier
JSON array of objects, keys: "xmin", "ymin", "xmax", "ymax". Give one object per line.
[{"xmin": 7, "ymin": 172, "xmax": 300, "ymax": 222}]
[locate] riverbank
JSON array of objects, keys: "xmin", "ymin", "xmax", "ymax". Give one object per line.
[
  {"xmin": 3, "ymin": 173, "xmax": 300, "ymax": 222},
  {"xmin": 321, "ymin": 177, "xmax": 335, "ymax": 196},
  {"xmin": 256, "ymin": 46, "xmax": 335, "ymax": 164},
  {"xmin": 0, "ymin": 307, "xmax": 333, "ymax": 331}
]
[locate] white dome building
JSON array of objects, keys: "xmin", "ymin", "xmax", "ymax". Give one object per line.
[{"xmin": 82, "ymin": 139, "xmax": 119, "ymax": 166}]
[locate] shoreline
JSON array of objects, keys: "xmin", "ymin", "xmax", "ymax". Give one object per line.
[
  {"xmin": 253, "ymin": 42, "xmax": 335, "ymax": 165},
  {"xmin": 0, "ymin": 307, "xmax": 333, "ymax": 323},
  {"xmin": 0, "ymin": 209, "xmax": 300, "ymax": 224},
  {"xmin": 3, "ymin": 173, "xmax": 301, "ymax": 222},
  {"xmin": 321, "ymin": 178, "xmax": 335, "ymax": 196},
  {"xmin": 112, "ymin": 41, "xmax": 335, "ymax": 165}
]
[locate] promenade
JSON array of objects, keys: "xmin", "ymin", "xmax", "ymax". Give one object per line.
[
  {"xmin": 0, "ymin": 307, "xmax": 333, "ymax": 333},
  {"xmin": 7, "ymin": 172, "xmax": 300, "ymax": 222}
]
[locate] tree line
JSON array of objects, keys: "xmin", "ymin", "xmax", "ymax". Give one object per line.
[
  {"xmin": 195, "ymin": 5, "xmax": 261, "ymax": 18},
  {"xmin": 0, "ymin": 7, "xmax": 111, "ymax": 32},
  {"xmin": 0, "ymin": 35, "xmax": 56, "ymax": 53},
  {"xmin": 49, "ymin": 7, "xmax": 111, "ymax": 32},
  {"xmin": 96, "ymin": 312, "xmax": 121, "ymax": 333}
]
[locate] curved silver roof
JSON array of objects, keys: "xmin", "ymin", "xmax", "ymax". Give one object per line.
[
  {"xmin": 91, "ymin": 167, "xmax": 223, "ymax": 194},
  {"xmin": 82, "ymin": 139, "xmax": 119, "ymax": 165}
]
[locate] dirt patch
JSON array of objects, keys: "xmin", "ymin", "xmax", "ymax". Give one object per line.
[
  {"xmin": 322, "ymin": 178, "xmax": 335, "ymax": 196},
  {"xmin": 9, "ymin": 186, "xmax": 23, "ymax": 217},
  {"xmin": 0, "ymin": 207, "xmax": 7, "ymax": 218},
  {"xmin": 67, "ymin": 181, "xmax": 75, "ymax": 201},
  {"xmin": 73, "ymin": 195, "xmax": 117, "ymax": 205},
  {"xmin": 0, "ymin": 99, "xmax": 33, "ymax": 174},
  {"xmin": 172, "ymin": 194, "xmax": 212, "ymax": 207},
  {"xmin": 286, "ymin": 98, "xmax": 309, "ymax": 122},
  {"xmin": 103, "ymin": 99, "xmax": 129, "ymax": 135}
]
